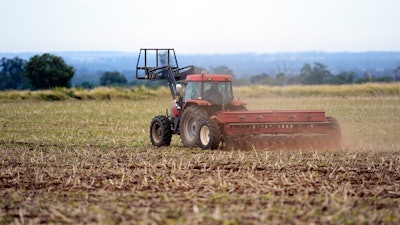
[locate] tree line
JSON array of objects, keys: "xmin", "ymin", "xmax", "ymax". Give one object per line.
[
  {"xmin": 1, "ymin": 54, "xmax": 399, "ymax": 91},
  {"xmin": 237, "ymin": 63, "xmax": 399, "ymax": 86},
  {"xmin": 0, "ymin": 54, "xmax": 74, "ymax": 90},
  {"xmin": 0, "ymin": 53, "xmax": 129, "ymax": 90}
]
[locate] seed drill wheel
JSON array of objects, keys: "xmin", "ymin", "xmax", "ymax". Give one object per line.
[
  {"xmin": 180, "ymin": 105, "xmax": 209, "ymax": 147},
  {"xmin": 199, "ymin": 120, "xmax": 221, "ymax": 150},
  {"xmin": 150, "ymin": 115, "xmax": 172, "ymax": 147}
]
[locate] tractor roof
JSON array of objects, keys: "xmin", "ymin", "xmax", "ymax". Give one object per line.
[{"xmin": 186, "ymin": 74, "xmax": 232, "ymax": 82}]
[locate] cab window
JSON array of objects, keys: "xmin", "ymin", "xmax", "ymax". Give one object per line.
[{"xmin": 184, "ymin": 82, "xmax": 202, "ymax": 101}]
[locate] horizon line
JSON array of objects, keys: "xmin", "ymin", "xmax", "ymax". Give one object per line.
[{"xmin": 2, "ymin": 50, "xmax": 400, "ymax": 55}]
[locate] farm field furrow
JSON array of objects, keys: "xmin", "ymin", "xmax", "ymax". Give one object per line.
[{"xmin": 1, "ymin": 96, "xmax": 400, "ymax": 224}]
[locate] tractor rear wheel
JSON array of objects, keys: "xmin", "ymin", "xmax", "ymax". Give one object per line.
[
  {"xmin": 180, "ymin": 105, "xmax": 209, "ymax": 147},
  {"xmin": 150, "ymin": 115, "xmax": 172, "ymax": 147},
  {"xmin": 199, "ymin": 120, "xmax": 221, "ymax": 150}
]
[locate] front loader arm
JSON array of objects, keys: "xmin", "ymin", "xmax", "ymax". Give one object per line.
[{"xmin": 135, "ymin": 48, "xmax": 194, "ymax": 102}]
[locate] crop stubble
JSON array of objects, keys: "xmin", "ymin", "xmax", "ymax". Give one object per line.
[{"xmin": 1, "ymin": 96, "xmax": 400, "ymax": 224}]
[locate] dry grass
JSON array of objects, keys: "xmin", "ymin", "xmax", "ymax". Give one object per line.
[
  {"xmin": 1, "ymin": 90, "xmax": 400, "ymax": 224},
  {"xmin": 234, "ymin": 82, "xmax": 400, "ymax": 98},
  {"xmin": 0, "ymin": 82, "xmax": 400, "ymax": 102},
  {"xmin": 0, "ymin": 86, "xmax": 170, "ymax": 102}
]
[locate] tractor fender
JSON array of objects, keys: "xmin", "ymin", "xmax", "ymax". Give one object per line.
[
  {"xmin": 182, "ymin": 100, "xmax": 211, "ymax": 111},
  {"xmin": 230, "ymin": 99, "xmax": 247, "ymax": 107}
]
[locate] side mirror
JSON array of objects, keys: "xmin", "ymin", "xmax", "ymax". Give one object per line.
[{"xmin": 176, "ymin": 84, "xmax": 182, "ymax": 94}]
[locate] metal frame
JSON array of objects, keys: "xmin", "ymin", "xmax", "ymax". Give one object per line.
[{"xmin": 136, "ymin": 48, "xmax": 179, "ymax": 79}]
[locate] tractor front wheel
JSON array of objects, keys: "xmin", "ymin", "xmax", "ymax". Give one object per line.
[
  {"xmin": 199, "ymin": 120, "xmax": 221, "ymax": 150},
  {"xmin": 150, "ymin": 115, "xmax": 172, "ymax": 147}
]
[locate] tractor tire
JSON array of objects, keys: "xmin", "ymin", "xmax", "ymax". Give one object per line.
[
  {"xmin": 327, "ymin": 117, "xmax": 341, "ymax": 149},
  {"xmin": 180, "ymin": 105, "xmax": 209, "ymax": 148},
  {"xmin": 150, "ymin": 115, "xmax": 172, "ymax": 147},
  {"xmin": 199, "ymin": 120, "xmax": 221, "ymax": 150}
]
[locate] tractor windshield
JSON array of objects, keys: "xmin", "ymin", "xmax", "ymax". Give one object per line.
[{"xmin": 184, "ymin": 81, "xmax": 233, "ymax": 105}]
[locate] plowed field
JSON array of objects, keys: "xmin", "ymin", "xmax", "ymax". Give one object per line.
[{"xmin": 1, "ymin": 96, "xmax": 399, "ymax": 224}]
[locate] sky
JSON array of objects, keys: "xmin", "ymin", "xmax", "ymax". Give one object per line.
[{"xmin": 1, "ymin": 0, "xmax": 399, "ymax": 54}]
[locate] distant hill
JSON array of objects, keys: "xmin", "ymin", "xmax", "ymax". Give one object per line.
[{"xmin": 2, "ymin": 51, "xmax": 400, "ymax": 85}]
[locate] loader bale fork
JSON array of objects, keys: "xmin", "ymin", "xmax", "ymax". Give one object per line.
[{"xmin": 136, "ymin": 48, "xmax": 341, "ymax": 150}]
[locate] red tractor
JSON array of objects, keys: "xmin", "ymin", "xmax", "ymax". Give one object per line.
[{"xmin": 136, "ymin": 48, "xmax": 341, "ymax": 150}]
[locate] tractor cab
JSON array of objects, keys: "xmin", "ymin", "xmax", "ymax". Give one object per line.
[{"xmin": 183, "ymin": 73, "xmax": 234, "ymax": 105}]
